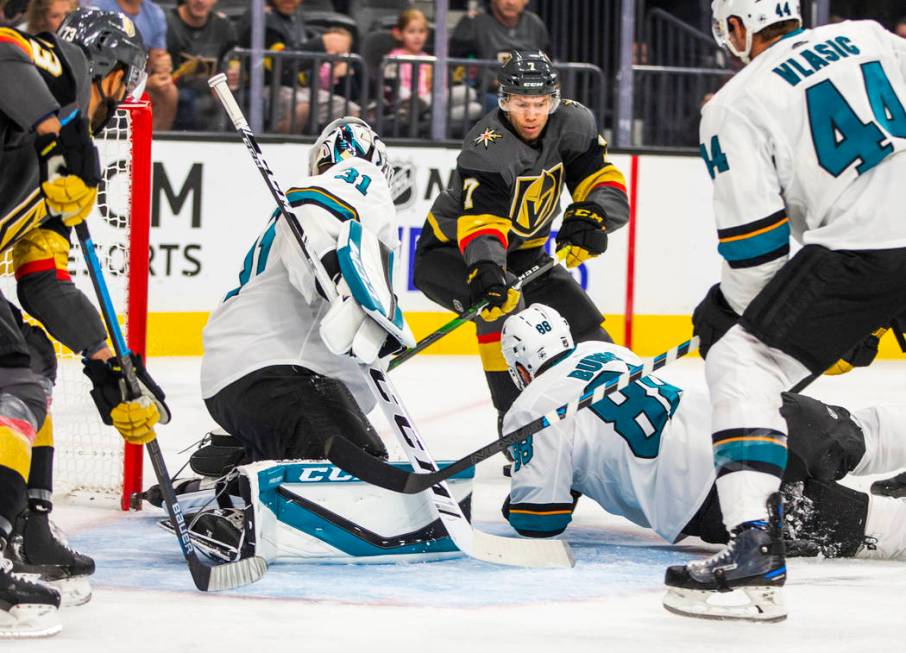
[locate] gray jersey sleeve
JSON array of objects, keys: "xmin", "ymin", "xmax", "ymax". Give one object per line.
[{"xmin": 0, "ymin": 34, "xmax": 62, "ymax": 131}]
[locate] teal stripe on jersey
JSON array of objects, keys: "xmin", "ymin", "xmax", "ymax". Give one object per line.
[
  {"xmin": 287, "ymin": 187, "xmax": 359, "ymax": 222},
  {"xmin": 714, "ymin": 439, "xmax": 789, "ymax": 471},
  {"xmin": 508, "ymin": 510, "xmax": 573, "ymax": 535},
  {"xmin": 717, "ymin": 220, "xmax": 790, "ymax": 264}
]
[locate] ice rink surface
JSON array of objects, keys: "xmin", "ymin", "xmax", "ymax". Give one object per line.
[{"xmin": 20, "ymin": 356, "xmax": 906, "ymax": 652}]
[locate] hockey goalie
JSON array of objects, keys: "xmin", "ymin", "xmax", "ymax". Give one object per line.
[{"xmin": 154, "ymin": 117, "xmax": 473, "ymax": 564}]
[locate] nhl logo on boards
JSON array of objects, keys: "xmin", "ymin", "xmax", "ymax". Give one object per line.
[{"xmin": 391, "ymin": 162, "xmax": 416, "ymax": 209}]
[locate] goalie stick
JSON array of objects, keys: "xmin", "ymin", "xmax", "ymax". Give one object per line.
[
  {"xmin": 74, "ymin": 222, "xmax": 267, "ymax": 591},
  {"xmin": 209, "ymin": 74, "xmax": 573, "ymax": 569},
  {"xmin": 388, "ymin": 258, "xmax": 556, "ymax": 370},
  {"xmin": 323, "ymin": 337, "xmax": 701, "ymax": 494}
]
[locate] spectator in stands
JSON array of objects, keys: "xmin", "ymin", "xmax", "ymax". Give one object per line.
[
  {"xmin": 0, "ymin": 0, "xmax": 26, "ymax": 27},
  {"xmin": 895, "ymin": 17, "xmax": 906, "ymax": 39},
  {"xmin": 450, "ymin": 0, "xmax": 550, "ymax": 112},
  {"xmin": 25, "ymin": 0, "xmax": 75, "ymax": 34},
  {"xmin": 237, "ymin": 0, "xmax": 358, "ymax": 134},
  {"xmin": 166, "ymin": 0, "xmax": 238, "ymax": 131},
  {"xmin": 90, "ymin": 0, "xmax": 178, "ymax": 131},
  {"xmin": 386, "ymin": 8, "xmax": 481, "ymax": 124}
]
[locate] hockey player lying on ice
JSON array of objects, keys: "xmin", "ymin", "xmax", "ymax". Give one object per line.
[{"xmin": 498, "ymin": 305, "xmax": 906, "ymax": 619}]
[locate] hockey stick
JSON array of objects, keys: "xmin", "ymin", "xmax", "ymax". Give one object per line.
[
  {"xmin": 324, "ymin": 337, "xmax": 700, "ymax": 494},
  {"xmin": 73, "ymin": 222, "xmax": 267, "ymax": 591},
  {"xmin": 387, "ymin": 258, "xmax": 556, "ymax": 370},
  {"xmin": 210, "ymin": 74, "xmax": 573, "ymax": 568}
]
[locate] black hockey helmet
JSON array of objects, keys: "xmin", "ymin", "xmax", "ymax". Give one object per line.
[
  {"xmin": 497, "ymin": 50, "xmax": 560, "ymax": 113},
  {"xmin": 57, "ymin": 8, "xmax": 148, "ymax": 102}
]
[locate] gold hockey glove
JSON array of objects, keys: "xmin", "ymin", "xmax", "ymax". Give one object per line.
[
  {"xmin": 110, "ymin": 398, "xmax": 160, "ymax": 445},
  {"xmin": 555, "ymin": 202, "xmax": 608, "ymax": 269},
  {"xmin": 34, "ymin": 114, "xmax": 100, "ymax": 226},
  {"xmin": 825, "ymin": 327, "xmax": 887, "ymax": 376},
  {"xmin": 466, "ymin": 261, "xmax": 520, "ymax": 322}
]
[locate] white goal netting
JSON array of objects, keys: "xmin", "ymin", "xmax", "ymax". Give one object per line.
[{"xmin": 0, "ymin": 102, "xmax": 151, "ymax": 507}]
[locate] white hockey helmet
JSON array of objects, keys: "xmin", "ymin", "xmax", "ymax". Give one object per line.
[
  {"xmin": 501, "ymin": 304, "xmax": 574, "ymax": 390},
  {"xmin": 711, "ymin": 0, "xmax": 802, "ymax": 63},
  {"xmin": 309, "ymin": 116, "xmax": 393, "ymax": 185}
]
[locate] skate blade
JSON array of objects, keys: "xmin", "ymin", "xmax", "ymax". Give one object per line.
[
  {"xmin": 663, "ymin": 585, "xmax": 787, "ymax": 623},
  {"xmin": 0, "ymin": 603, "xmax": 62, "ymax": 639},
  {"xmin": 50, "ymin": 576, "xmax": 93, "ymax": 607}
]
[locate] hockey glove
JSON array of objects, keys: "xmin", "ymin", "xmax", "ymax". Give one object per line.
[
  {"xmin": 83, "ymin": 353, "xmax": 172, "ymax": 439},
  {"xmin": 824, "ymin": 327, "xmax": 887, "ymax": 376},
  {"xmin": 466, "ymin": 261, "xmax": 520, "ymax": 322},
  {"xmin": 692, "ymin": 284, "xmax": 739, "ymax": 360},
  {"xmin": 34, "ymin": 113, "xmax": 100, "ymax": 227},
  {"xmin": 555, "ymin": 202, "xmax": 608, "ymax": 269},
  {"xmin": 110, "ymin": 398, "xmax": 159, "ymax": 445}
]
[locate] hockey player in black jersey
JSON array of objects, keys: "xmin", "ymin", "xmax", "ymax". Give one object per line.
[
  {"xmin": 413, "ymin": 49, "xmax": 629, "ymax": 428},
  {"xmin": 0, "ymin": 8, "xmax": 168, "ymax": 638}
]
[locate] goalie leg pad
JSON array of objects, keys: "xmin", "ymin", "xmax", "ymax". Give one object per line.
[{"xmin": 234, "ymin": 460, "xmax": 474, "ymax": 564}]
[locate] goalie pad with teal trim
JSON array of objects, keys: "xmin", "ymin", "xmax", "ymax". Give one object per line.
[
  {"xmin": 238, "ymin": 460, "xmax": 474, "ymax": 564},
  {"xmin": 335, "ymin": 219, "xmax": 415, "ymax": 349}
]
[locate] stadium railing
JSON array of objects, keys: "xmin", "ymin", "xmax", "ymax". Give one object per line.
[
  {"xmin": 631, "ymin": 65, "xmax": 735, "ymax": 148},
  {"xmin": 224, "ymin": 48, "xmax": 367, "ymax": 135},
  {"xmin": 374, "ymin": 56, "xmax": 608, "ymax": 141}
]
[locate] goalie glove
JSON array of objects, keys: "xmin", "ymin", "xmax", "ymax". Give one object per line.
[
  {"xmin": 83, "ymin": 354, "xmax": 172, "ymax": 442},
  {"xmin": 319, "ymin": 220, "xmax": 415, "ymax": 364}
]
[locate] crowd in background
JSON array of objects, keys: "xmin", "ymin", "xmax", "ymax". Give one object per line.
[{"xmin": 0, "ymin": 0, "xmax": 904, "ymax": 143}]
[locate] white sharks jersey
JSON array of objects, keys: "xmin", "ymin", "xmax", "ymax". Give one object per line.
[
  {"xmin": 503, "ymin": 341, "xmax": 715, "ymax": 543},
  {"xmin": 201, "ymin": 158, "xmax": 396, "ymax": 408},
  {"xmin": 699, "ymin": 21, "xmax": 906, "ymax": 314}
]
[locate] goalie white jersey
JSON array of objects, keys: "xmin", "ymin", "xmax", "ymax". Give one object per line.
[
  {"xmin": 200, "ymin": 158, "xmax": 397, "ymax": 406},
  {"xmin": 699, "ymin": 20, "xmax": 906, "ymax": 313},
  {"xmin": 504, "ymin": 341, "xmax": 715, "ymax": 543}
]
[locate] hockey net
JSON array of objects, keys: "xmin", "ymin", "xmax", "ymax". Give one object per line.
[{"xmin": 0, "ymin": 100, "xmax": 152, "ymax": 511}]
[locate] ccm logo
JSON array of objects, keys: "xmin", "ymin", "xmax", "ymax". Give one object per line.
[{"xmin": 294, "ymin": 466, "xmax": 357, "ymax": 482}]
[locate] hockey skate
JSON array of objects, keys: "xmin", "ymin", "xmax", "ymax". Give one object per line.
[
  {"xmin": 5, "ymin": 509, "xmax": 95, "ymax": 607},
  {"xmin": 0, "ymin": 537, "xmax": 61, "ymax": 639},
  {"xmin": 663, "ymin": 493, "xmax": 787, "ymax": 622}
]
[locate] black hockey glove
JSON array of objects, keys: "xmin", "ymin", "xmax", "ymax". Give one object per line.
[
  {"xmin": 692, "ymin": 284, "xmax": 739, "ymax": 360},
  {"xmin": 83, "ymin": 353, "xmax": 171, "ymax": 427},
  {"xmin": 466, "ymin": 261, "xmax": 520, "ymax": 322},
  {"xmin": 555, "ymin": 201, "xmax": 608, "ymax": 269},
  {"xmin": 34, "ymin": 114, "xmax": 100, "ymax": 226}
]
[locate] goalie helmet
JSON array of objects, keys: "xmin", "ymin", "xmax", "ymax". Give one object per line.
[
  {"xmin": 309, "ymin": 116, "xmax": 393, "ymax": 186},
  {"xmin": 497, "ymin": 50, "xmax": 560, "ymax": 114},
  {"xmin": 711, "ymin": 0, "xmax": 802, "ymax": 63},
  {"xmin": 501, "ymin": 304, "xmax": 574, "ymax": 390},
  {"xmin": 58, "ymin": 7, "xmax": 148, "ymax": 101}
]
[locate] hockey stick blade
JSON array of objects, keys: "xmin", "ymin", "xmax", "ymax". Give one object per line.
[
  {"xmin": 75, "ymin": 222, "xmax": 267, "ymax": 591},
  {"xmin": 324, "ymin": 337, "xmax": 701, "ymax": 495},
  {"xmin": 388, "ymin": 258, "xmax": 557, "ymax": 370}
]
